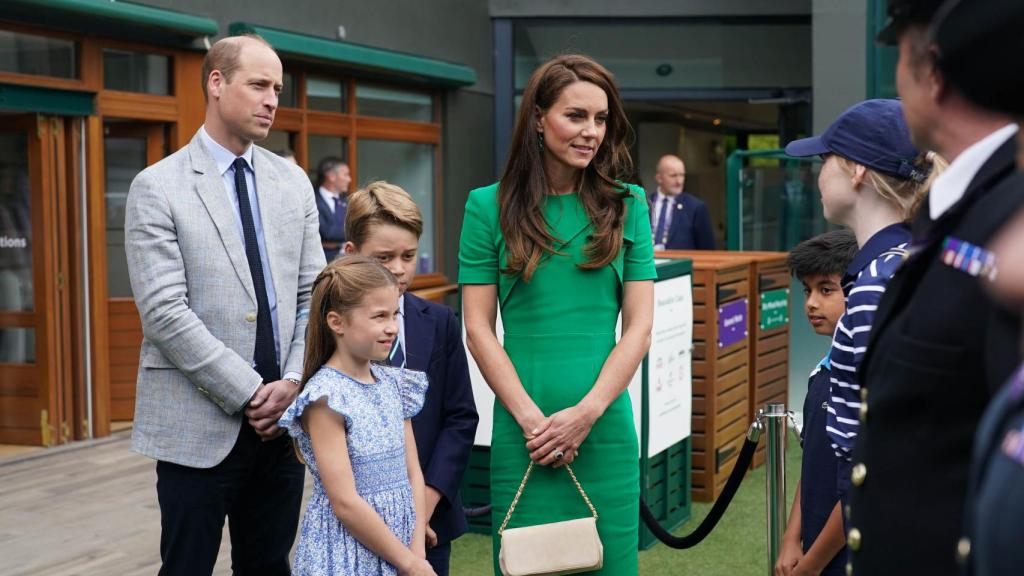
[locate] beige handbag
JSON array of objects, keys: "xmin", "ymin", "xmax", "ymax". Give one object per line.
[{"xmin": 498, "ymin": 461, "xmax": 604, "ymax": 576}]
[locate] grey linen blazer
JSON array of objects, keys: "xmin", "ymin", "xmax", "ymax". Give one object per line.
[{"xmin": 125, "ymin": 132, "xmax": 326, "ymax": 468}]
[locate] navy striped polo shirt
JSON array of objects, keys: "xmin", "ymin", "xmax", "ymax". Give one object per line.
[{"xmin": 826, "ymin": 223, "xmax": 912, "ymax": 461}]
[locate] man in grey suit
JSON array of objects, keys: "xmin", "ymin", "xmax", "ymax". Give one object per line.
[{"xmin": 125, "ymin": 34, "xmax": 325, "ymax": 575}]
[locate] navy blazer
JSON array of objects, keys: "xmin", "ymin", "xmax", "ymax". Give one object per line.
[
  {"xmin": 402, "ymin": 292, "xmax": 479, "ymax": 546},
  {"xmin": 314, "ymin": 190, "xmax": 345, "ymax": 261},
  {"xmin": 647, "ymin": 191, "xmax": 716, "ymax": 250}
]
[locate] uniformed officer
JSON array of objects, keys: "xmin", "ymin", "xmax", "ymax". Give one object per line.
[
  {"xmin": 845, "ymin": 1, "xmax": 1024, "ymax": 575},
  {"xmin": 932, "ymin": 1, "xmax": 1024, "ymax": 574}
]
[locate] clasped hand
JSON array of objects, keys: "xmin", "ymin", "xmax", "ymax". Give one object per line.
[
  {"xmin": 524, "ymin": 404, "xmax": 598, "ymax": 467},
  {"xmin": 245, "ymin": 379, "xmax": 300, "ymax": 440}
]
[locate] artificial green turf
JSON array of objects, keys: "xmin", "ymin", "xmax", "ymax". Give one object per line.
[{"xmin": 451, "ymin": 443, "xmax": 801, "ymax": 575}]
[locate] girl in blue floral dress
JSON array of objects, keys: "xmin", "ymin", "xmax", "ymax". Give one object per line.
[{"xmin": 279, "ymin": 255, "xmax": 435, "ymax": 576}]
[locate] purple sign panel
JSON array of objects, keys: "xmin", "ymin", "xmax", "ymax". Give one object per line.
[{"xmin": 718, "ymin": 299, "xmax": 748, "ymax": 349}]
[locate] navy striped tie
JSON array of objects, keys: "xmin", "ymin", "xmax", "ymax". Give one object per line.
[{"xmin": 233, "ymin": 158, "xmax": 280, "ymax": 383}]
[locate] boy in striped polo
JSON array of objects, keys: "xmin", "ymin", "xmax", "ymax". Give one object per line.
[{"xmin": 785, "ymin": 99, "xmax": 944, "ymax": 517}]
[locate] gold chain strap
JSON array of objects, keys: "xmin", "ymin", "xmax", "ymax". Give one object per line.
[{"xmin": 497, "ymin": 461, "xmax": 599, "ymax": 535}]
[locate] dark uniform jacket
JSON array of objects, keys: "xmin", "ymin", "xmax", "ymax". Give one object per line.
[
  {"xmin": 963, "ymin": 365, "xmax": 1024, "ymax": 576},
  {"xmin": 847, "ymin": 138, "xmax": 1024, "ymax": 576}
]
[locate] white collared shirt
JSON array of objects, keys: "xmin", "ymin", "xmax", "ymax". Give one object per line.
[
  {"xmin": 929, "ymin": 123, "xmax": 1018, "ymax": 220},
  {"xmin": 398, "ymin": 292, "xmax": 407, "ymax": 352},
  {"xmin": 319, "ymin": 186, "xmax": 343, "ymax": 213}
]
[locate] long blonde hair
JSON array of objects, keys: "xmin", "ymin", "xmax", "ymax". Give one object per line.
[
  {"xmin": 302, "ymin": 255, "xmax": 397, "ymax": 386},
  {"xmin": 836, "ymin": 151, "xmax": 948, "ymax": 220}
]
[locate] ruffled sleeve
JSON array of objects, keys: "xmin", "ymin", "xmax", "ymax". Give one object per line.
[
  {"xmin": 395, "ymin": 368, "xmax": 428, "ymax": 419},
  {"xmin": 277, "ymin": 373, "xmax": 350, "ymax": 438}
]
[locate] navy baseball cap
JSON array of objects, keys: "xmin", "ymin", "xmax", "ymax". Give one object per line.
[{"xmin": 785, "ymin": 99, "xmax": 922, "ymax": 180}]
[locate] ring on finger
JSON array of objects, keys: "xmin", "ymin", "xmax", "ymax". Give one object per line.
[{"xmin": 554, "ymin": 450, "xmax": 565, "ymax": 460}]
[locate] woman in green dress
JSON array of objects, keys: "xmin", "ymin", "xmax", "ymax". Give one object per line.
[{"xmin": 459, "ymin": 54, "xmax": 656, "ymax": 575}]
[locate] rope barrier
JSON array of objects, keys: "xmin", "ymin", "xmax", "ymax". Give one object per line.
[
  {"xmin": 464, "ymin": 504, "xmax": 492, "ymax": 518},
  {"xmin": 639, "ymin": 419, "xmax": 762, "ymax": 549}
]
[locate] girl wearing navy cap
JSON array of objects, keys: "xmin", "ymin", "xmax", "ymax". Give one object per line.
[{"xmin": 776, "ymin": 99, "xmax": 944, "ymax": 576}]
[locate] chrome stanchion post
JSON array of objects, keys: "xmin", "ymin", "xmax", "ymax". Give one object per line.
[{"xmin": 763, "ymin": 402, "xmax": 788, "ymax": 576}]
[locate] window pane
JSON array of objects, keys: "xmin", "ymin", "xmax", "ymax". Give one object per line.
[
  {"xmin": 307, "ymin": 76, "xmax": 346, "ymax": 112},
  {"xmin": 280, "ymin": 71, "xmax": 297, "ymax": 108},
  {"xmin": 264, "ymin": 130, "xmax": 296, "ymax": 163},
  {"xmin": 0, "ymin": 130, "xmax": 33, "ymax": 311},
  {"xmin": 103, "ymin": 49, "xmax": 171, "ymax": 95},
  {"xmin": 0, "ymin": 328, "xmax": 35, "ymax": 363},
  {"xmin": 307, "ymin": 135, "xmax": 348, "ymax": 184},
  {"xmin": 740, "ymin": 157, "xmax": 829, "ymax": 251},
  {"xmin": 356, "ymin": 84, "xmax": 433, "ymax": 122},
  {"xmin": 514, "ymin": 21, "xmax": 810, "ymax": 90},
  {"xmin": 0, "ymin": 30, "xmax": 76, "ymax": 79},
  {"xmin": 104, "ymin": 135, "xmax": 148, "ymax": 298},
  {"xmin": 356, "ymin": 140, "xmax": 435, "ymax": 272}
]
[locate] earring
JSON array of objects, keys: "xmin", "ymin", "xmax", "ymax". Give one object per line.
[{"xmin": 537, "ymin": 132, "xmax": 545, "ymax": 153}]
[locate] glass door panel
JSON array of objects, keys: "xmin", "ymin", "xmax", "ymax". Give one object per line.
[
  {"xmin": 0, "ymin": 127, "xmax": 35, "ymax": 363},
  {"xmin": 102, "ymin": 121, "xmax": 167, "ymax": 422},
  {"xmin": 0, "ymin": 114, "xmax": 69, "ymax": 445}
]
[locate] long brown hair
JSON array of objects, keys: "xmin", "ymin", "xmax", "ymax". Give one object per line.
[
  {"xmin": 499, "ymin": 54, "xmax": 635, "ymax": 282},
  {"xmin": 302, "ymin": 255, "xmax": 398, "ymax": 386}
]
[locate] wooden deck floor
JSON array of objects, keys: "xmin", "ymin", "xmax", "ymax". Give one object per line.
[{"xmin": 0, "ymin": 432, "xmax": 311, "ymax": 576}]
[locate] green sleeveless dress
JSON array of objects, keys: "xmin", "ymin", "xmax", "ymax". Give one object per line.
[{"xmin": 458, "ymin": 182, "xmax": 656, "ymax": 575}]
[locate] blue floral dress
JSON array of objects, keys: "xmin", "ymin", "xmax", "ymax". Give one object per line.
[{"xmin": 279, "ymin": 363, "xmax": 428, "ymax": 576}]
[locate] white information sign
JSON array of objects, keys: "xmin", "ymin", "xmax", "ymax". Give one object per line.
[{"xmin": 645, "ymin": 274, "xmax": 694, "ymax": 457}]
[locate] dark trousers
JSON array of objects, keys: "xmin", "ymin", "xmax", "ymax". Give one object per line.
[
  {"xmin": 156, "ymin": 420, "xmax": 305, "ymax": 576},
  {"xmin": 426, "ymin": 541, "xmax": 452, "ymax": 576}
]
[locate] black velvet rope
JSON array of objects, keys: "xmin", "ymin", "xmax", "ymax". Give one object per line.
[
  {"xmin": 639, "ymin": 432, "xmax": 760, "ymax": 549},
  {"xmin": 464, "ymin": 505, "xmax": 492, "ymax": 518}
]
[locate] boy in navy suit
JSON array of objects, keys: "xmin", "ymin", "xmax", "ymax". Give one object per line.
[
  {"xmin": 344, "ymin": 180, "xmax": 478, "ymax": 575},
  {"xmin": 776, "ymin": 230, "xmax": 859, "ymax": 576}
]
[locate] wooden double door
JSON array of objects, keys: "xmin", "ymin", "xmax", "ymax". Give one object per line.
[{"xmin": 0, "ymin": 114, "xmax": 84, "ymax": 445}]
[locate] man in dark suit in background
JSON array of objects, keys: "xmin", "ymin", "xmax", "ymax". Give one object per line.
[
  {"xmin": 314, "ymin": 156, "xmax": 350, "ymax": 261},
  {"xmin": 648, "ymin": 154, "xmax": 716, "ymax": 250}
]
